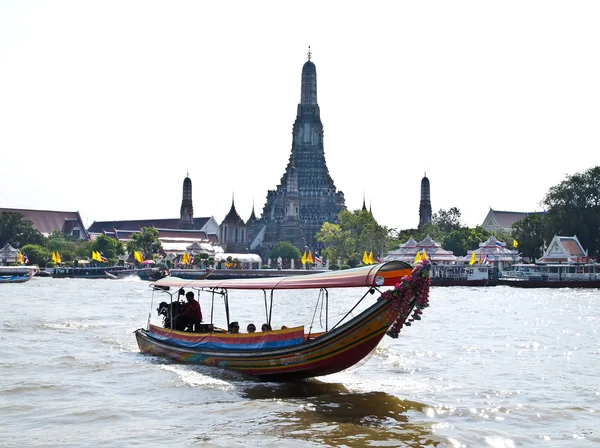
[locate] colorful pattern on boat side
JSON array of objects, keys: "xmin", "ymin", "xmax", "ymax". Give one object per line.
[{"xmin": 147, "ymin": 324, "xmax": 305, "ymax": 350}]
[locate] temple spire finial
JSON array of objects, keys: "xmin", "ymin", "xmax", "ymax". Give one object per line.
[{"xmin": 307, "ymin": 45, "xmax": 311, "ymax": 61}]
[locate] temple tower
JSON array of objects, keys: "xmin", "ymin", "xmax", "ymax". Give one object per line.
[
  {"xmin": 253, "ymin": 48, "xmax": 345, "ymax": 257},
  {"xmin": 281, "ymin": 156, "xmax": 306, "ymax": 249},
  {"xmin": 179, "ymin": 173, "xmax": 194, "ymax": 230},
  {"xmin": 219, "ymin": 194, "xmax": 247, "ymax": 253},
  {"xmin": 418, "ymin": 173, "xmax": 432, "ymax": 229}
]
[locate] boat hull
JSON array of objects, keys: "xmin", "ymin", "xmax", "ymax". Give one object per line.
[
  {"xmin": 0, "ymin": 271, "xmax": 34, "ymax": 284},
  {"xmin": 135, "ymin": 296, "xmax": 400, "ymax": 381},
  {"xmin": 498, "ymin": 279, "xmax": 600, "ymax": 288},
  {"xmin": 432, "ymin": 279, "xmax": 495, "ymax": 287},
  {"xmin": 108, "ymin": 268, "xmax": 167, "ymax": 281}
]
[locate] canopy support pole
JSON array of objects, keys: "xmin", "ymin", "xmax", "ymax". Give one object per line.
[
  {"xmin": 223, "ymin": 289, "xmax": 230, "ymax": 329},
  {"xmin": 263, "ymin": 290, "xmax": 268, "ymax": 324},
  {"xmin": 210, "ymin": 290, "xmax": 215, "ymax": 326},
  {"xmin": 268, "ymin": 290, "xmax": 274, "ymax": 326},
  {"xmin": 325, "ymin": 289, "xmax": 329, "ymax": 332}
]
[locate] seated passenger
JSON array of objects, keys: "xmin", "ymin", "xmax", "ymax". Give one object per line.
[
  {"xmin": 261, "ymin": 323, "xmax": 272, "ymax": 332},
  {"xmin": 175, "ymin": 291, "xmax": 203, "ymax": 331},
  {"xmin": 229, "ymin": 321, "xmax": 240, "ymax": 334},
  {"xmin": 280, "ymin": 325, "xmax": 289, "ymax": 329},
  {"xmin": 247, "ymin": 323, "xmax": 256, "ymax": 333}
]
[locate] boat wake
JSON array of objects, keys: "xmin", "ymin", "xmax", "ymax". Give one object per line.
[{"xmin": 161, "ymin": 364, "xmax": 236, "ymax": 390}]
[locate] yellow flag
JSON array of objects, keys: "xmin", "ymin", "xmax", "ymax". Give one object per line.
[
  {"xmin": 56, "ymin": 252, "xmax": 61, "ymax": 264},
  {"xmin": 414, "ymin": 251, "xmax": 421, "ymax": 264},
  {"xmin": 52, "ymin": 251, "xmax": 57, "ymax": 263},
  {"xmin": 301, "ymin": 251, "xmax": 307, "ymax": 264},
  {"xmin": 422, "ymin": 249, "xmax": 428, "ymax": 260},
  {"xmin": 514, "ymin": 239, "xmax": 519, "ymax": 249},
  {"xmin": 134, "ymin": 251, "xmax": 143, "ymax": 263},
  {"xmin": 307, "ymin": 251, "xmax": 313, "ymax": 264},
  {"xmin": 368, "ymin": 251, "xmax": 374, "ymax": 264},
  {"xmin": 18, "ymin": 251, "xmax": 24, "ymax": 264},
  {"xmin": 469, "ymin": 251, "xmax": 476, "ymax": 265},
  {"xmin": 362, "ymin": 251, "xmax": 369, "ymax": 265}
]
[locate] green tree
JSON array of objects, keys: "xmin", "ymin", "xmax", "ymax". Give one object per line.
[
  {"xmin": 337, "ymin": 209, "xmax": 389, "ymax": 263},
  {"xmin": 316, "ymin": 222, "xmax": 353, "ymax": 267},
  {"xmin": 93, "ymin": 234, "xmax": 125, "ymax": 261},
  {"xmin": 511, "ymin": 215, "xmax": 546, "ymax": 260},
  {"xmin": 432, "ymin": 207, "xmax": 462, "ymax": 233},
  {"xmin": 269, "ymin": 241, "xmax": 302, "ymax": 266},
  {"xmin": 20, "ymin": 244, "xmax": 51, "ymax": 267},
  {"xmin": 442, "ymin": 228, "xmax": 471, "ymax": 256},
  {"xmin": 195, "ymin": 252, "xmax": 210, "ymax": 266},
  {"xmin": 126, "ymin": 227, "xmax": 162, "ymax": 260},
  {"xmin": 0, "ymin": 212, "xmax": 45, "ymax": 248},
  {"xmin": 543, "ymin": 166, "xmax": 600, "ymax": 256},
  {"xmin": 75, "ymin": 240, "xmax": 96, "ymax": 260},
  {"xmin": 46, "ymin": 230, "xmax": 79, "ymax": 262}
]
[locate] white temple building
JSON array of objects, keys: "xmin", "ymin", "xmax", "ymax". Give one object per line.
[
  {"xmin": 384, "ymin": 235, "xmax": 458, "ymax": 264},
  {"xmin": 460, "ymin": 235, "xmax": 521, "ymax": 271}
]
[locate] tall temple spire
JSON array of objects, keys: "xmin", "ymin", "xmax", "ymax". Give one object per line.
[
  {"xmin": 254, "ymin": 52, "xmax": 345, "ymax": 259},
  {"xmin": 179, "ymin": 173, "xmax": 194, "ymax": 229},
  {"xmin": 300, "ymin": 48, "xmax": 317, "ymax": 106},
  {"xmin": 418, "ymin": 173, "xmax": 432, "ymax": 230},
  {"xmin": 247, "ymin": 199, "xmax": 257, "ymax": 224}
]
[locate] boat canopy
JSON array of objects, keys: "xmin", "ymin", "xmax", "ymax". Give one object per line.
[{"xmin": 152, "ymin": 261, "xmax": 413, "ymax": 291}]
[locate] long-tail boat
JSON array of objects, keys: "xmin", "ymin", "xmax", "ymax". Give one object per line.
[
  {"xmin": 0, "ymin": 266, "xmax": 37, "ymax": 284},
  {"xmin": 134, "ymin": 260, "xmax": 431, "ymax": 381}
]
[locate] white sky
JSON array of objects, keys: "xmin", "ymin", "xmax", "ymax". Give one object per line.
[{"xmin": 1, "ymin": 1, "xmax": 598, "ymax": 231}]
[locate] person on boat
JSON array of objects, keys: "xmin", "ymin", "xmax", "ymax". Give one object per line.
[
  {"xmin": 176, "ymin": 291, "xmax": 203, "ymax": 331},
  {"xmin": 247, "ymin": 323, "xmax": 256, "ymax": 333},
  {"xmin": 261, "ymin": 323, "xmax": 272, "ymax": 332},
  {"xmin": 229, "ymin": 322, "xmax": 240, "ymax": 334}
]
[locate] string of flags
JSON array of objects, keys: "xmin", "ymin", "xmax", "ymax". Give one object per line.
[
  {"xmin": 51, "ymin": 251, "xmax": 62, "ymax": 264},
  {"xmin": 362, "ymin": 251, "xmax": 383, "ymax": 265},
  {"xmin": 91, "ymin": 251, "xmax": 107, "ymax": 263},
  {"xmin": 17, "ymin": 251, "xmax": 29, "ymax": 265},
  {"xmin": 302, "ymin": 250, "xmax": 327, "ymax": 265},
  {"xmin": 181, "ymin": 252, "xmax": 194, "ymax": 265},
  {"xmin": 134, "ymin": 251, "xmax": 144, "ymax": 263},
  {"xmin": 413, "ymin": 249, "xmax": 429, "ymax": 264}
]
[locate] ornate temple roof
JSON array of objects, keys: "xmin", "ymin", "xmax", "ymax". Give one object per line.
[
  {"xmin": 384, "ymin": 235, "xmax": 457, "ymax": 264},
  {"xmin": 537, "ymin": 235, "xmax": 590, "ymax": 263},
  {"xmin": 222, "ymin": 198, "xmax": 245, "ymax": 227},
  {"xmin": 460, "ymin": 235, "xmax": 521, "ymax": 263},
  {"xmin": 482, "ymin": 208, "xmax": 547, "ymax": 233}
]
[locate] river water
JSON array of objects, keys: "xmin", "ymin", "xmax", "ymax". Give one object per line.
[{"xmin": 1, "ymin": 277, "xmax": 598, "ymax": 447}]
